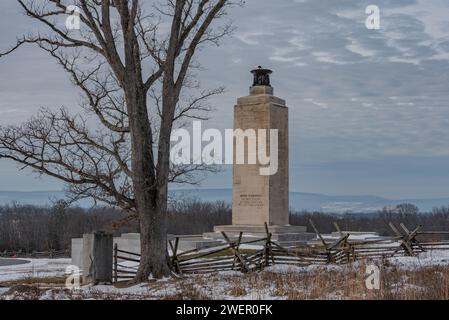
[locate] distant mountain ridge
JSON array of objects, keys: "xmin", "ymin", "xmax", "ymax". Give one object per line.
[
  {"xmin": 170, "ymin": 189, "xmax": 449, "ymax": 213},
  {"xmin": 1, "ymin": 189, "xmax": 448, "ymax": 213}
]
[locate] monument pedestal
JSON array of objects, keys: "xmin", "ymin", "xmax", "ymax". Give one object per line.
[
  {"xmin": 211, "ymin": 225, "xmax": 315, "ymax": 247},
  {"xmin": 206, "ymin": 225, "xmax": 315, "ymax": 247},
  {"xmin": 213, "ymin": 224, "xmax": 306, "ymax": 234}
]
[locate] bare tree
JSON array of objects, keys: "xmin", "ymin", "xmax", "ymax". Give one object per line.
[{"xmin": 0, "ymin": 0, "xmax": 239, "ymax": 280}]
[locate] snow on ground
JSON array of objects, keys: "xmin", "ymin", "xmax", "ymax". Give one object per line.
[
  {"xmin": 390, "ymin": 249, "xmax": 449, "ymax": 269},
  {"xmin": 2, "ymin": 249, "xmax": 449, "ymax": 299},
  {"xmin": 0, "ymin": 258, "xmax": 71, "ymax": 282},
  {"xmin": 0, "ymin": 249, "xmax": 442, "ymax": 283}
]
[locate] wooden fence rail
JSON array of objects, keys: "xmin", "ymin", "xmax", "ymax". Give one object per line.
[{"xmin": 112, "ymin": 221, "xmax": 449, "ymax": 282}]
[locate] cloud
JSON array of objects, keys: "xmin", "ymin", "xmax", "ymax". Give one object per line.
[
  {"xmin": 1, "ymin": 0, "xmax": 449, "ymax": 198},
  {"xmin": 213, "ymin": 0, "xmax": 449, "ymax": 163},
  {"xmin": 234, "ymin": 31, "xmax": 275, "ymax": 45},
  {"xmin": 346, "ymin": 38, "xmax": 377, "ymax": 57}
]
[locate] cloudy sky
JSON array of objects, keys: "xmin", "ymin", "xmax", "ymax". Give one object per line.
[{"xmin": 1, "ymin": 0, "xmax": 449, "ymax": 199}]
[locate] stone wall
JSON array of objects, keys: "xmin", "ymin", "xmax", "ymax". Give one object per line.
[{"xmin": 71, "ymin": 233, "xmax": 140, "ymax": 270}]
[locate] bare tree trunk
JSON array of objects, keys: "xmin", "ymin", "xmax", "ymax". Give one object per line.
[
  {"xmin": 0, "ymin": 0, "xmax": 236, "ymax": 283},
  {"xmin": 125, "ymin": 79, "xmax": 170, "ymax": 280},
  {"xmin": 136, "ymin": 202, "xmax": 170, "ymax": 281}
]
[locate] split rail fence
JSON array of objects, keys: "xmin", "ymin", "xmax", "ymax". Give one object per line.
[{"xmin": 113, "ymin": 221, "xmax": 449, "ymax": 282}]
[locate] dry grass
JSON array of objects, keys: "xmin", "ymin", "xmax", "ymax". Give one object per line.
[
  {"xmin": 0, "ymin": 276, "xmax": 66, "ymax": 287},
  {"xmin": 2, "ymin": 260, "xmax": 449, "ymax": 300},
  {"xmin": 172, "ymin": 260, "xmax": 449, "ymax": 300},
  {"xmin": 162, "ymin": 283, "xmax": 210, "ymax": 300},
  {"xmin": 227, "ymin": 279, "xmax": 248, "ymax": 297},
  {"xmin": 257, "ymin": 262, "xmax": 449, "ymax": 300}
]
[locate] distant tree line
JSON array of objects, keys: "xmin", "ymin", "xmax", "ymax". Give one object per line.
[
  {"xmin": 0, "ymin": 199, "xmax": 231, "ymax": 253},
  {"xmin": 0, "ymin": 203, "xmax": 130, "ymax": 253},
  {"xmin": 1, "ymin": 201, "xmax": 448, "ymax": 253},
  {"xmin": 290, "ymin": 203, "xmax": 449, "ymax": 237}
]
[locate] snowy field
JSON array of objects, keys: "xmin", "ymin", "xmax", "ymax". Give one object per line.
[
  {"xmin": 0, "ymin": 258, "xmax": 71, "ymax": 282},
  {"xmin": 1, "ymin": 250, "xmax": 449, "ymax": 300}
]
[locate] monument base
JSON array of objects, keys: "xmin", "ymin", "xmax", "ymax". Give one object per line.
[
  {"xmin": 213, "ymin": 224, "xmax": 306, "ymax": 234},
  {"xmin": 204, "ymin": 224, "xmax": 316, "ymax": 247}
]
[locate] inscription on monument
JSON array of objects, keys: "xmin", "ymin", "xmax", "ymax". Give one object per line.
[
  {"xmin": 239, "ymin": 113, "xmax": 262, "ymax": 124},
  {"xmin": 238, "ymin": 194, "xmax": 264, "ymax": 207}
]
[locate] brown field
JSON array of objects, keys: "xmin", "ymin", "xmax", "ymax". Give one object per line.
[{"xmin": 2, "ymin": 260, "xmax": 449, "ymax": 300}]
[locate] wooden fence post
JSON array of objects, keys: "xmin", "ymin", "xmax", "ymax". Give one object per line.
[
  {"xmin": 232, "ymin": 232, "xmax": 243, "ymax": 270},
  {"xmin": 400, "ymin": 223, "xmax": 425, "ymax": 253},
  {"xmin": 389, "ymin": 222, "xmax": 415, "ymax": 256},
  {"xmin": 264, "ymin": 222, "xmax": 275, "ymax": 266},
  {"xmin": 113, "ymin": 243, "xmax": 118, "ymax": 283},
  {"xmin": 333, "ymin": 222, "xmax": 352, "ymax": 263},
  {"xmin": 221, "ymin": 231, "xmax": 249, "ymax": 273},
  {"xmin": 309, "ymin": 219, "xmax": 332, "ymax": 263},
  {"xmin": 169, "ymin": 237, "xmax": 181, "ymax": 274}
]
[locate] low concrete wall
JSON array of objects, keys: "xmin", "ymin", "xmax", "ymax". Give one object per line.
[{"xmin": 71, "ymin": 238, "xmax": 83, "ymax": 269}]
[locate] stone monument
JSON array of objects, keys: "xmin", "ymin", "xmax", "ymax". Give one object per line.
[
  {"xmin": 211, "ymin": 67, "xmax": 312, "ymax": 244},
  {"xmin": 71, "ymin": 68, "xmax": 314, "ymax": 267}
]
